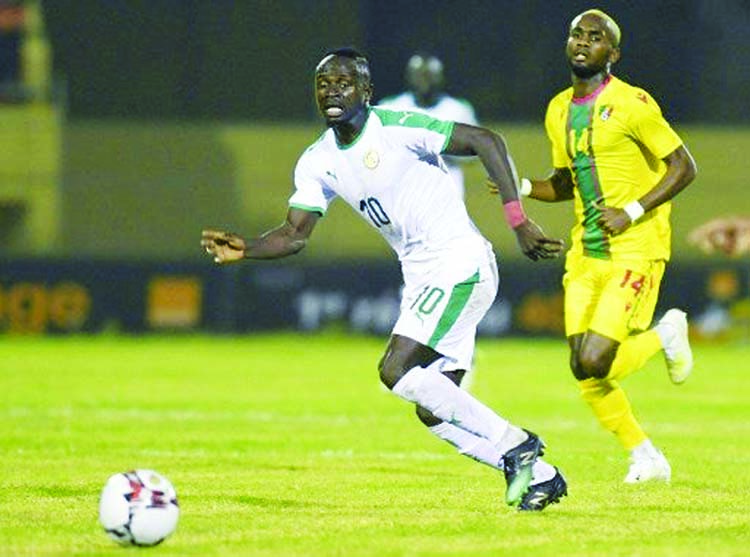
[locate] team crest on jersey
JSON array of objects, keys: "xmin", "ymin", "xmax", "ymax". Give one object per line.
[
  {"xmin": 599, "ymin": 105, "xmax": 614, "ymax": 121},
  {"xmin": 636, "ymin": 92, "xmax": 648, "ymax": 104},
  {"xmin": 364, "ymin": 149, "xmax": 380, "ymax": 169}
]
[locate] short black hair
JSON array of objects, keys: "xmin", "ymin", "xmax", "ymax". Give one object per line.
[
  {"xmin": 321, "ymin": 47, "xmax": 371, "ymax": 84},
  {"xmin": 325, "ymin": 46, "xmax": 368, "ymax": 62}
]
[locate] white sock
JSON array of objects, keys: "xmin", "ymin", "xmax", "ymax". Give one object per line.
[
  {"xmin": 531, "ymin": 459, "xmax": 557, "ymax": 484},
  {"xmin": 429, "ymin": 422, "xmax": 557, "ymax": 484},
  {"xmin": 655, "ymin": 321, "xmax": 676, "ymax": 351},
  {"xmin": 428, "ymin": 422, "xmax": 503, "ymax": 469},
  {"xmin": 392, "ymin": 362, "xmax": 525, "ymax": 452},
  {"xmin": 631, "ymin": 438, "xmax": 659, "ymax": 460}
]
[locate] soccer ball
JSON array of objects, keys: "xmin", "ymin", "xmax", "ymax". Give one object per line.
[{"xmin": 98, "ymin": 469, "xmax": 179, "ymax": 546}]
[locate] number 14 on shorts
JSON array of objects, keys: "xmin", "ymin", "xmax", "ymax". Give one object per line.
[{"xmin": 620, "ymin": 269, "xmax": 646, "ymax": 294}]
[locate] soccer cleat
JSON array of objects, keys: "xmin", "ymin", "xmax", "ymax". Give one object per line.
[
  {"xmin": 502, "ymin": 430, "xmax": 545, "ymax": 506},
  {"xmin": 518, "ymin": 467, "xmax": 568, "ymax": 511},
  {"xmin": 656, "ymin": 308, "xmax": 693, "ymax": 384},
  {"xmin": 624, "ymin": 450, "xmax": 671, "ymax": 484}
]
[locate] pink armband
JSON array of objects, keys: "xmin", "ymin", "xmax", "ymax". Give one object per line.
[{"xmin": 503, "ymin": 200, "xmax": 527, "ymax": 229}]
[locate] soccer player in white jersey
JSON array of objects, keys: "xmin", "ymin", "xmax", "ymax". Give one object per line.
[
  {"xmin": 202, "ymin": 48, "xmax": 567, "ymax": 511},
  {"xmin": 379, "ymin": 53, "xmax": 478, "ymax": 198}
]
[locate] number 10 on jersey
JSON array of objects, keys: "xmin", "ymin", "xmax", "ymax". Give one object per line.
[{"xmin": 360, "ymin": 197, "xmax": 391, "ymax": 228}]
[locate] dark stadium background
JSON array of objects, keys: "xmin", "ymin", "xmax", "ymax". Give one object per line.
[{"xmin": 1, "ymin": 0, "xmax": 747, "ymax": 336}]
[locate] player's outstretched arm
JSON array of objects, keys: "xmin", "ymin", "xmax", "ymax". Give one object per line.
[
  {"xmin": 446, "ymin": 123, "xmax": 564, "ymax": 261},
  {"xmin": 446, "ymin": 123, "xmax": 520, "ymax": 203},
  {"xmin": 202, "ymin": 208, "xmax": 320, "ymax": 264}
]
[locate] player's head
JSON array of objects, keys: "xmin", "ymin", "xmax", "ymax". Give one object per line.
[
  {"xmin": 404, "ymin": 52, "xmax": 444, "ymax": 107},
  {"xmin": 567, "ymin": 9, "xmax": 621, "ymax": 79},
  {"xmin": 315, "ymin": 47, "xmax": 373, "ymax": 128}
]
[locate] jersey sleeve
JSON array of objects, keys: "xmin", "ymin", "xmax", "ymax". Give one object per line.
[
  {"xmin": 404, "ymin": 112, "xmax": 455, "ymax": 154},
  {"xmin": 289, "ymin": 150, "xmax": 337, "ymax": 216},
  {"xmin": 545, "ymin": 96, "xmax": 569, "ymax": 169},
  {"xmin": 455, "ymin": 99, "xmax": 479, "ymax": 126},
  {"xmin": 626, "ymin": 89, "xmax": 683, "ymax": 159},
  {"xmin": 430, "ymin": 117, "xmax": 456, "ymax": 153},
  {"xmin": 373, "ymin": 108, "xmax": 455, "ymax": 154}
]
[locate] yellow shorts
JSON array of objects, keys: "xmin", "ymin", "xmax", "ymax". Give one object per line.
[{"xmin": 562, "ymin": 251, "xmax": 665, "ymax": 342}]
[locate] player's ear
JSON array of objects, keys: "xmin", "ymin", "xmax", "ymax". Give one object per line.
[{"xmin": 609, "ymin": 47, "xmax": 621, "ymax": 65}]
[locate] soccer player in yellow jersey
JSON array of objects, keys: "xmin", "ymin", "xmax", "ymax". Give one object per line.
[{"xmin": 513, "ymin": 9, "xmax": 698, "ymax": 483}]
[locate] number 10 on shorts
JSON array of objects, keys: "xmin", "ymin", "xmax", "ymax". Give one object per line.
[{"xmin": 410, "ymin": 285, "xmax": 446, "ymax": 316}]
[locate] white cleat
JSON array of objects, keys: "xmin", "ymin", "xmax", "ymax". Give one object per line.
[
  {"xmin": 624, "ymin": 450, "xmax": 672, "ymax": 484},
  {"xmin": 656, "ymin": 308, "xmax": 693, "ymax": 385}
]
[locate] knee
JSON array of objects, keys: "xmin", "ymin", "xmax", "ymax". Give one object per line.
[
  {"xmin": 579, "ymin": 353, "xmax": 611, "ymax": 379},
  {"xmin": 569, "ymin": 353, "xmax": 588, "ymax": 381},
  {"xmin": 569, "ymin": 351, "xmax": 592, "ymax": 381},
  {"xmin": 415, "ymin": 405, "xmax": 441, "ymax": 427},
  {"xmin": 378, "ymin": 356, "xmax": 405, "ymax": 391},
  {"xmin": 572, "ymin": 348, "xmax": 612, "ymax": 380}
]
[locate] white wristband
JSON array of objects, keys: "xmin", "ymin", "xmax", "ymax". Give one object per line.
[
  {"xmin": 520, "ymin": 178, "xmax": 532, "ymax": 197},
  {"xmin": 623, "ymin": 201, "xmax": 645, "ymax": 222}
]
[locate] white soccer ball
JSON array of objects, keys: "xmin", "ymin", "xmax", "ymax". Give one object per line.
[{"xmin": 98, "ymin": 469, "xmax": 179, "ymax": 546}]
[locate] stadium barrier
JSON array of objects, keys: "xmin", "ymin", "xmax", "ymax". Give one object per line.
[{"xmin": 0, "ymin": 259, "xmax": 748, "ymax": 341}]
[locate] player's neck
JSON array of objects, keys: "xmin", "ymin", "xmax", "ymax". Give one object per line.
[
  {"xmin": 333, "ymin": 107, "xmax": 370, "ymax": 146},
  {"xmin": 415, "ymin": 93, "xmax": 439, "ymax": 108},
  {"xmin": 571, "ymin": 72, "xmax": 611, "ymax": 100}
]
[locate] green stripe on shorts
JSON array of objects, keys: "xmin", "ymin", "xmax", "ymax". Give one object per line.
[{"xmin": 427, "ymin": 270, "xmax": 480, "ymax": 348}]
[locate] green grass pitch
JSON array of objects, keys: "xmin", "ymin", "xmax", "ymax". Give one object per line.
[{"xmin": 1, "ymin": 334, "xmax": 749, "ymax": 557}]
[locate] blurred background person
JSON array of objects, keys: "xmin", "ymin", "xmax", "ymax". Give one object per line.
[
  {"xmin": 0, "ymin": 0, "xmax": 24, "ymax": 102},
  {"xmin": 0, "ymin": 0, "xmax": 49, "ymax": 103},
  {"xmin": 688, "ymin": 216, "xmax": 750, "ymax": 257},
  {"xmin": 378, "ymin": 52, "xmax": 478, "ymax": 198}
]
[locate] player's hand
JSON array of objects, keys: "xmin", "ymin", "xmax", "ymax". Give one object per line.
[
  {"xmin": 593, "ymin": 198, "xmax": 631, "ymax": 236},
  {"xmin": 513, "ymin": 219, "xmax": 565, "ymax": 261},
  {"xmin": 201, "ymin": 229, "xmax": 247, "ymax": 264}
]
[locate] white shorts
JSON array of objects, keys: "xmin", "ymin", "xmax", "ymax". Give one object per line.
[{"xmin": 393, "ymin": 242, "xmax": 499, "ymax": 371}]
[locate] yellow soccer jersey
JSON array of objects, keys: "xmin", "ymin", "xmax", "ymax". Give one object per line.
[{"xmin": 545, "ymin": 75, "xmax": 683, "ymax": 261}]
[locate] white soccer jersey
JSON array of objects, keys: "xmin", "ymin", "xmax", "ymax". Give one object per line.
[
  {"xmin": 377, "ymin": 92, "xmax": 478, "ymax": 128},
  {"xmin": 290, "ymin": 107, "xmax": 489, "ymax": 270},
  {"xmin": 377, "ymin": 93, "xmax": 478, "ymax": 195}
]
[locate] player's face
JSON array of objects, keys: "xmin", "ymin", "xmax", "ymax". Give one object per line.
[
  {"xmin": 566, "ymin": 14, "xmax": 619, "ymax": 78},
  {"xmin": 407, "ymin": 66, "xmax": 442, "ymax": 98},
  {"xmin": 315, "ymin": 55, "xmax": 372, "ymax": 127}
]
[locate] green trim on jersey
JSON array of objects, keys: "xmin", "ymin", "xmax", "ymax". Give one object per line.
[
  {"xmin": 427, "ymin": 270, "xmax": 480, "ymax": 348},
  {"xmin": 372, "ymin": 107, "xmax": 455, "ymax": 152},
  {"xmin": 569, "ymin": 102, "xmax": 610, "ymax": 259},
  {"xmin": 289, "ymin": 202, "xmax": 325, "ymax": 216}
]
